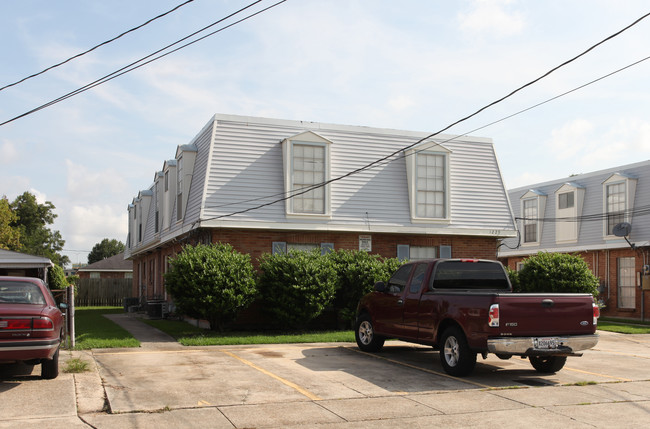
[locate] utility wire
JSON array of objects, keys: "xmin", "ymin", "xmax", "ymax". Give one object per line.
[
  {"xmin": 199, "ymin": 11, "xmax": 650, "ymax": 221},
  {"xmin": 0, "ymin": 0, "xmax": 285, "ymax": 127},
  {"xmin": 516, "ymin": 204, "xmax": 650, "ymax": 223},
  {"xmin": 0, "ymin": 0, "xmax": 195, "ymax": 93}
]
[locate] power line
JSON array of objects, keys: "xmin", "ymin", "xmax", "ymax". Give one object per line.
[
  {"xmin": 0, "ymin": 0, "xmax": 196, "ymax": 93},
  {"xmin": 516, "ymin": 204, "xmax": 650, "ymax": 223},
  {"xmin": 199, "ymin": 11, "xmax": 650, "ymax": 221},
  {"xmin": 0, "ymin": 0, "xmax": 286, "ymax": 127}
]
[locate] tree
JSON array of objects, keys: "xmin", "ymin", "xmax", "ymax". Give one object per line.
[
  {"xmin": 47, "ymin": 264, "xmax": 68, "ymax": 290},
  {"xmin": 9, "ymin": 192, "xmax": 69, "ymax": 266},
  {"xmin": 164, "ymin": 243, "xmax": 257, "ymax": 331},
  {"xmin": 515, "ymin": 252, "xmax": 599, "ymax": 296},
  {"xmin": 88, "ymin": 238, "xmax": 125, "ymax": 264},
  {"xmin": 0, "ymin": 196, "xmax": 21, "ymax": 250}
]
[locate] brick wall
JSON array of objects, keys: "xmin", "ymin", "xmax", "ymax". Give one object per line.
[{"xmin": 502, "ymin": 248, "xmax": 649, "ymax": 320}]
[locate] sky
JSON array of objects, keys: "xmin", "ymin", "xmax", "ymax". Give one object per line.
[{"xmin": 1, "ymin": 0, "xmax": 649, "ymax": 266}]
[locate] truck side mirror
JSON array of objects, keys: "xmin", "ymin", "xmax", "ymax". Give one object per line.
[{"xmin": 374, "ymin": 281, "xmax": 386, "ymax": 292}]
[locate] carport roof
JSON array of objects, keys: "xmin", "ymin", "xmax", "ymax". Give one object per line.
[{"xmin": 0, "ymin": 248, "xmax": 53, "ymax": 268}]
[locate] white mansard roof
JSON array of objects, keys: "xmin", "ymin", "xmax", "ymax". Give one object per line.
[{"xmin": 126, "ymin": 114, "xmax": 516, "ymax": 257}]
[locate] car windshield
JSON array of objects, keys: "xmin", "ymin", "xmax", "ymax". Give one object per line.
[{"xmin": 0, "ymin": 281, "xmax": 46, "ymax": 304}]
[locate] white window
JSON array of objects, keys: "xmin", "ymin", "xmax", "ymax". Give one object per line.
[
  {"xmin": 410, "ymin": 246, "xmax": 437, "ymax": 261},
  {"xmin": 282, "ymin": 132, "xmax": 332, "ymax": 218},
  {"xmin": 292, "ymin": 144, "xmax": 325, "ymax": 214},
  {"xmin": 523, "ymin": 198, "xmax": 538, "ymax": 243},
  {"xmin": 405, "ymin": 142, "xmax": 451, "ymax": 223},
  {"xmin": 618, "ymin": 257, "xmax": 635, "ymax": 309},
  {"xmin": 177, "ymin": 156, "xmax": 183, "ymax": 220},
  {"xmin": 396, "ymin": 245, "xmax": 438, "ymax": 261},
  {"xmin": 603, "ymin": 173, "xmax": 637, "ymax": 237},
  {"xmin": 416, "ymin": 153, "xmax": 446, "ymax": 218},
  {"xmin": 90, "ymin": 272, "xmax": 100, "ymax": 279},
  {"xmin": 520, "ymin": 190, "xmax": 547, "ymax": 245}
]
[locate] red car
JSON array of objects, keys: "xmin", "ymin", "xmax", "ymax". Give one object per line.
[{"xmin": 0, "ymin": 276, "xmax": 66, "ymax": 379}]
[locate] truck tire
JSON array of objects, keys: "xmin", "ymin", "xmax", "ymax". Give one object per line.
[
  {"xmin": 41, "ymin": 347, "xmax": 59, "ymax": 380},
  {"xmin": 529, "ymin": 356, "xmax": 567, "ymax": 373},
  {"xmin": 355, "ymin": 314, "xmax": 385, "ymax": 352},
  {"xmin": 439, "ymin": 326, "xmax": 476, "ymax": 377}
]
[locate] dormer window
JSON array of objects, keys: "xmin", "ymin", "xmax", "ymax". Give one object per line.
[
  {"xmin": 405, "ymin": 141, "xmax": 451, "ymax": 223},
  {"xmin": 520, "ymin": 190, "xmax": 547, "ymax": 245},
  {"xmin": 282, "ymin": 132, "xmax": 332, "ymax": 218},
  {"xmin": 555, "ymin": 182, "xmax": 584, "ymax": 243},
  {"xmin": 603, "ymin": 173, "xmax": 637, "ymax": 237}
]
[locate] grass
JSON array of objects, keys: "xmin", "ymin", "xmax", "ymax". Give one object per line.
[
  {"xmin": 142, "ymin": 318, "xmax": 355, "ymax": 346},
  {"xmin": 73, "ymin": 307, "xmax": 140, "ymax": 350},
  {"xmin": 597, "ymin": 321, "xmax": 650, "ymax": 334},
  {"xmin": 63, "ymin": 357, "xmax": 90, "ymax": 373}
]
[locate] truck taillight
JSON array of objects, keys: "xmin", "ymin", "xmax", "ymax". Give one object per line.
[
  {"xmin": 488, "ymin": 304, "xmax": 499, "ymax": 327},
  {"xmin": 593, "ymin": 303, "xmax": 600, "ymax": 325}
]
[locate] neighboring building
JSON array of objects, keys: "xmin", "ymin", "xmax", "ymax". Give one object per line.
[
  {"xmin": 77, "ymin": 252, "xmax": 133, "ymax": 279},
  {"xmin": 499, "ymin": 160, "xmax": 650, "ymax": 320},
  {"xmin": 0, "ymin": 248, "xmax": 52, "ymax": 280},
  {"xmin": 125, "ymin": 114, "xmax": 517, "ymax": 303}
]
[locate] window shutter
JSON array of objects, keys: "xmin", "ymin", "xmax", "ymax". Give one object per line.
[
  {"xmin": 397, "ymin": 245, "xmax": 410, "ymax": 261},
  {"xmin": 439, "ymin": 245, "xmax": 452, "ymax": 258},
  {"xmin": 320, "ymin": 243, "xmax": 334, "ymax": 255},
  {"xmin": 272, "ymin": 242, "xmax": 287, "ymax": 255}
]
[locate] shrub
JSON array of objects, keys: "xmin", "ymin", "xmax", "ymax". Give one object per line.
[
  {"xmin": 327, "ymin": 249, "xmax": 402, "ymax": 327},
  {"xmin": 47, "ymin": 264, "xmax": 68, "ymax": 290},
  {"xmin": 258, "ymin": 249, "xmax": 337, "ymax": 329},
  {"xmin": 164, "ymin": 243, "xmax": 257, "ymax": 331},
  {"xmin": 516, "ymin": 252, "xmax": 599, "ymax": 296}
]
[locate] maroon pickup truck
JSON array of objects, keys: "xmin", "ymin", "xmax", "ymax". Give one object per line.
[{"xmin": 355, "ymin": 259, "xmax": 600, "ymax": 376}]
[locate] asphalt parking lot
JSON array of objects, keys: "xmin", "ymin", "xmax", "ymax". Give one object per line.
[{"xmin": 1, "ymin": 316, "xmax": 649, "ymax": 428}]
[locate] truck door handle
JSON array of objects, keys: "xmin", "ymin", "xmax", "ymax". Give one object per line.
[
  {"xmin": 542, "ymin": 299, "xmax": 554, "ymax": 308},
  {"xmin": 397, "ymin": 299, "xmax": 404, "ymax": 305}
]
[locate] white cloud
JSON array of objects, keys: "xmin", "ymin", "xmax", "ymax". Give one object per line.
[
  {"xmin": 64, "ymin": 204, "xmax": 128, "ymax": 257},
  {"xmin": 547, "ymin": 118, "xmax": 595, "ymax": 160},
  {"xmin": 0, "ymin": 140, "xmax": 19, "ymax": 164},
  {"xmin": 458, "ymin": 0, "xmax": 526, "ymax": 39},
  {"xmin": 65, "ymin": 159, "xmax": 129, "ymax": 199}
]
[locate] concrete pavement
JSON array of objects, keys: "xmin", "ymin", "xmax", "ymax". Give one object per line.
[{"xmin": 1, "ymin": 314, "xmax": 648, "ymax": 428}]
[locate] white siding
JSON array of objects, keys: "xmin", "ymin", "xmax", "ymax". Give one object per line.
[
  {"xmin": 500, "ymin": 160, "xmax": 650, "ymax": 256},
  {"xmin": 129, "ymin": 114, "xmax": 517, "ymax": 255}
]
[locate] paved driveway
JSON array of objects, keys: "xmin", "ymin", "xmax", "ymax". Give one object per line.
[{"xmin": 1, "ymin": 317, "xmax": 649, "ymax": 428}]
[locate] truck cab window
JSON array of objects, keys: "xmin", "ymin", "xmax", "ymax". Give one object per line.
[
  {"xmin": 409, "ymin": 263, "xmax": 428, "ymax": 293},
  {"xmin": 387, "ymin": 264, "xmax": 414, "ymax": 293}
]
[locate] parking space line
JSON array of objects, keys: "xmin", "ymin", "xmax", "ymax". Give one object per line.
[
  {"xmin": 220, "ymin": 350, "xmax": 322, "ymax": 401},
  {"xmin": 344, "ymin": 347, "xmax": 491, "ymax": 389},
  {"xmin": 563, "ymin": 367, "xmax": 632, "ymax": 381}
]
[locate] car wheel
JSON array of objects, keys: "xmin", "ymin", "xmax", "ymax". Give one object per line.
[
  {"xmin": 355, "ymin": 314, "xmax": 385, "ymax": 352},
  {"xmin": 529, "ymin": 356, "xmax": 567, "ymax": 373},
  {"xmin": 41, "ymin": 347, "xmax": 59, "ymax": 380},
  {"xmin": 439, "ymin": 326, "xmax": 476, "ymax": 377}
]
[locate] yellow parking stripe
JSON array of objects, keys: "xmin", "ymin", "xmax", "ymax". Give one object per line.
[
  {"xmin": 563, "ymin": 366, "xmax": 632, "ymax": 381},
  {"xmin": 345, "ymin": 347, "xmax": 491, "ymax": 389},
  {"xmin": 220, "ymin": 350, "xmax": 322, "ymax": 401}
]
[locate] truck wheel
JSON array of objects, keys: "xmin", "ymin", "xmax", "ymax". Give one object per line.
[
  {"xmin": 439, "ymin": 326, "xmax": 476, "ymax": 377},
  {"xmin": 355, "ymin": 314, "xmax": 385, "ymax": 352},
  {"xmin": 529, "ymin": 356, "xmax": 567, "ymax": 373},
  {"xmin": 41, "ymin": 347, "xmax": 59, "ymax": 380}
]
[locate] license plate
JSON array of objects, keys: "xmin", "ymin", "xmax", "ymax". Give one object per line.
[{"xmin": 535, "ymin": 337, "xmax": 559, "ymax": 349}]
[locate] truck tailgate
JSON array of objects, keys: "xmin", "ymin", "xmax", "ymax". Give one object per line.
[{"xmin": 497, "ymin": 293, "xmax": 596, "ymax": 337}]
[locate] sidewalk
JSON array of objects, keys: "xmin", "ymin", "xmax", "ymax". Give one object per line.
[{"xmin": 102, "ymin": 313, "xmax": 182, "ymax": 349}]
